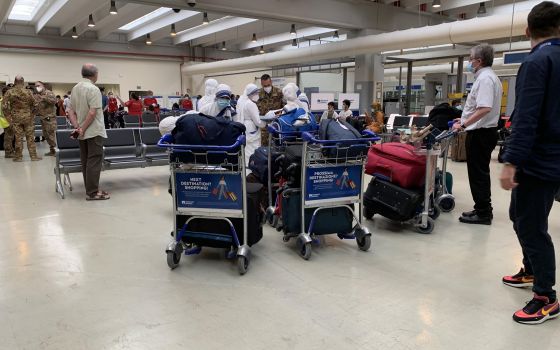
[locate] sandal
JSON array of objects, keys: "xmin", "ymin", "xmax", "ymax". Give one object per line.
[{"xmin": 86, "ymin": 192, "xmax": 111, "ymax": 201}]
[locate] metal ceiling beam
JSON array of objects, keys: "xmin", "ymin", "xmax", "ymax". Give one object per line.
[
  {"xmin": 173, "ymin": 17, "xmax": 258, "ymax": 45},
  {"xmin": 127, "ymin": 0, "xmax": 447, "ymax": 31},
  {"xmin": 239, "ymin": 27, "xmax": 335, "ymax": 50},
  {"xmin": 59, "ymin": 0, "xmax": 108, "ymax": 36},
  {"xmin": 0, "ymin": 0, "xmax": 17, "ymax": 26},
  {"xmin": 35, "ymin": 0, "xmax": 69, "ymax": 33},
  {"xmin": 127, "ymin": 9, "xmax": 199, "ymax": 41},
  {"xmin": 96, "ymin": 3, "xmax": 158, "ymax": 39}
]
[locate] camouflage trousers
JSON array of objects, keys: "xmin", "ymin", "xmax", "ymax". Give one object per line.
[
  {"xmin": 12, "ymin": 120, "xmax": 38, "ymax": 159},
  {"xmin": 40, "ymin": 116, "xmax": 57, "ymax": 151},
  {"xmin": 3, "ymin": 125, "xmax": 15, "ymax": 154},
  {"xmin": 260, "ymin": 128, "xmax": 270, "ymax": 147}
]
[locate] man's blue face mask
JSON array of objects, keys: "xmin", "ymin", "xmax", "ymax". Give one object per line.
[{"xmin": 217, "ymin": 98, "xmax": 230, "ymax": 110}]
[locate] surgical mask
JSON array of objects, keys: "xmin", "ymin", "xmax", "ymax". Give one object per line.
[
  {"xmin": 217, "ymin": 99, "xmax": 230, "ymax": 110},
  {"xmin": 456, "ymin": 105, "xmax": 463, "ymax": 111},
  {"xmin": 250, "ymin": 95, "xmax": 259, "ymax": 103},
  {"xmin": 36, "ymin": 87, "xmax": 43, "ymax": 93},
  {"xmin": 466, "ymin": 62, "xmax": 475, "ymax": 73},
  {"xmin": 264, "ymin": 86, "xmax": 272, "ymax": 94}
]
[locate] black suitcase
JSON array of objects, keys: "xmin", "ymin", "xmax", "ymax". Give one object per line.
[
  {"xmin": 363, "ymin": 177, "xmax": 423, "ymax": 221},
  {"xmin": 281, "ymin": 191, "xmax": 354, "ymax": 235},
  {"xmin": 176, "ymin": 183, "xmax": 263, "ymax": 248}
]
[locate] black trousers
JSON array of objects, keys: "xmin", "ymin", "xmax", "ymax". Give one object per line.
[
  {"xmin": 466, "ymin": 127, "xmax": 498, "ymax": 215},
  {"xmin": 510, "ymin": 171, "xmax": 560, "ymax": 299}
]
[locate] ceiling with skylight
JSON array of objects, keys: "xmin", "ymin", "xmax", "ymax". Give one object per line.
[
  {"xmin": 8, "ymin": 0, "xmax": 46, "ymax": 21},
  {"xmin": 0, "ymin": 0, "xmax": 541, "ymax": 56}
]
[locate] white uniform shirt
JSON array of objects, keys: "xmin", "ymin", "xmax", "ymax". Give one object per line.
[
  {"xmin": 461, "ymin": 67, "xmax": 503, "ymax": 131},
  {"xmin": 339, "ymin": 109, "xmax": 353, "ymax": 120}
]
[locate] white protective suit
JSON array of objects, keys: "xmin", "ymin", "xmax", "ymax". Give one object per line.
[
  {"xmin": 282, "ymin": 84, "xmax": 310, "ymax": 127},
  {"xmin": 297, "ymin": 93, "xmax": 310, "ymax": 112},
  {"xmin": 196, "ymin": 78, "xmax": 219, "ymax": 111},
  {"xmin": 199, "ymin": 83, "xmax": 235, "ymax": 119},
  {"xmin": 235, "ymin": 83, "xmax": 265, "ymax": 167}
]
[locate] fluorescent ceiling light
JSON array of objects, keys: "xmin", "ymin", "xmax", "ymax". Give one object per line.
[
  {"xmin": 8, "ymin": 0, "xmax": 46, "ymax": 21},
  {"xmin": 381, "ymin": 43, "xmax": 454, "ymax": 55},
  {"xmin": 119, "ymin": 7, "xmax": 171, "ymax": 31}
]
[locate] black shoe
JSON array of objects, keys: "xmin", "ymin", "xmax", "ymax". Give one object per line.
[
  {"xmin": 459, "ymin": 214, "xmax": 492, "ymax": 225},
  {"xmin": 462, "ymin": 210, "xmax": 477, "ymax": 217}
]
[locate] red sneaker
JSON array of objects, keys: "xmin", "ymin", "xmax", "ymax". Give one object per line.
[
  {"xmin": 513, "ymin": 294, "xmax": 560, "ymax": 325},
  {"xmin": 502, "ymin": 268, "xmax": 534, "ymax": 288}
]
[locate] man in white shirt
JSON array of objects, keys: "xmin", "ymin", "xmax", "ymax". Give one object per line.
[
  {"xmin": 339, "ymin": 99, "xmax": 353, "ymax": 121},
  {"xmin": 452, "ymin": 44, "xmax": 503, "ymax": 225},
  {"xmin": 67, "ymin": 63, "xmax": 109, "ymax": 201}
]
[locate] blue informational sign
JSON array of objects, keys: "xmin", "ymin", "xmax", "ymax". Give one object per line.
[
  {"xmin": 175, "ymin": 173, "xmax": 242, "ymax": 210},
  {"xmin": 305, "ymin": 165, "xmax": 362, "ymax": 203}
]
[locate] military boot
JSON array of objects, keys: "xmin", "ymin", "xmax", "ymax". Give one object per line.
[
  {"xmin": 45, "ymin": 149, "xmax": 56, "ymax": 156},
  {"xmin": 30, "ymin": 155, "xmax": 42, "ymax": 161}
]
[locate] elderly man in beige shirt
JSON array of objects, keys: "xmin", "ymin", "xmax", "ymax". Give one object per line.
[{"xmin": 67, "ymin": 63, "xmax": 109, "ymax": 201}]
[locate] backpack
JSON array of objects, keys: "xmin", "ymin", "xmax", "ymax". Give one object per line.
[
  {"xmin": 172, "ymin": 113, "xmax": 245, "ymax": 164},
  {"xmin": 428, "ymin": 103, "xmax": 462, "ymax": 131},
  {"xmin": 319, "ymin": 119, "xmax": 367, "ymax": 157},
  {"xmin": 248, "ymin": 146, "xmax": 282, "ymax": 185}
]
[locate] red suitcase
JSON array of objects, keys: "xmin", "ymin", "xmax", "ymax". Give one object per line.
[{"xmin": 365, "ymin": 143, "xmax": 426, "ymax": 189}]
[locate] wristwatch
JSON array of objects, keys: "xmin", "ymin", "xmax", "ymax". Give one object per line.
[{"xmin": 460, "ymin": 123, "xmax": 467, "ymax": 129}]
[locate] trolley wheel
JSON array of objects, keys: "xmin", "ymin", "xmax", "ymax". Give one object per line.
[
  {"xmin": 364, "ymin": 207, "xmax": 375, "ymax": 220},
  {"xmin": 297, "ymin": 240, "xmax": 312, "ymax": 260},
  {"xmin": 416, "ymin": 217, "xmax": 435, "ymax": 234},
  {"xmin": 166, "ymin": 244, "xmax": 183, "ymax": 269},
  {"xmin": 282, "ymin": 235, "xmax": 290, "ymax": 242},
  {"xmin": 429, "ymin": 205, "xmax": 441, "ymax": 220},
  {"xmin": 237, "ymin": 256, "xmax": 249, "ymax": 275},
  {"xmin": 438, "ymin": 197, "xmax": 455, "ymax": 212},
  {"xmin": 356, "ymin": 232, "xmax": 372, "ymax": 252}
]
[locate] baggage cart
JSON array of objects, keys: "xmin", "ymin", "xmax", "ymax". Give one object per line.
[{"xmin": 158, "ymin": 134, "xmax": 253, "ymax": 275}]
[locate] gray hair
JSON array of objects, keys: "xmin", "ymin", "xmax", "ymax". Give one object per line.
[
  {"xmin": 471, "ymin": 44, "xmax": 494, "ymax": 67},
  {"xmin": 81, "ymin": 63, "xmax": 98, "ymax": 78}
]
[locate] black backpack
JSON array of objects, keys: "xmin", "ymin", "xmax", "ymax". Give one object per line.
[
  {"xmin": 172, "ymin": 113, "xmax": 245, "ymax": 164},
  {"xmin": 428, "ymin": 103, "xmax": 462, "ymax": 131}
]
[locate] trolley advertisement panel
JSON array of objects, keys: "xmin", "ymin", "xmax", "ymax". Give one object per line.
[
  {"xmin": 305, "ymin": 165, "xmax": 362, "ymax": 205},
  {"xmin": 175, "ymin": 172, "xmax": 243, "ymax": 211}
]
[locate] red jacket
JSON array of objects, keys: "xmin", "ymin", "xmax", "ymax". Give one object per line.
[
  {"xmin": 108, "ymin": 97, "xmax": 118, "ymax": 113},
  {"xmin": 181, "ymin": 99, "xmax": 193, "ymax": 110},
  {"xmin": 143, "ymin": 97, "xmax": 160, "ymax": 114},
  {"xmin": 125, "ymin": 99, "xmax": 143, "ymax": 116}
]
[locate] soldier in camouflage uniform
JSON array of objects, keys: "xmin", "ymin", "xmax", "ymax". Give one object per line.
[
  {"xmin": 1, "ymin": 76, "xmax": 41, "ymax": 162},
  {"xmin": 256, "ymin": 74, "xmax": 285, "ymax": 146},
  {"xmin": 1, "ymin": 86, "xmax": 16, "ymax": 158},
  {"xmin": 34, "ymin": 81, "xmax": 58, "ymax": 156}
]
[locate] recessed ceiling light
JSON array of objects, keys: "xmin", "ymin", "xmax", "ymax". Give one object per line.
[
  {"xmin": 170, "ymin": 23, "xmax": 176, "ymax": 36},
  {"xmin": 202, "ymin": 12, "xmax": 209, "ymax": 25},
  {"xmin": 146, "ymin": 33, "xmax": 152, "ymax": 45},
  {"xmin": 72, "ymin": 26, "xmax": 78, "ymax": 39}
]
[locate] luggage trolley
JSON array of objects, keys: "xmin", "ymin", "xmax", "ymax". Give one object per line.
[
  {"xmin": 158, "ymin": 134, "xmax": 253, "ymax": 275},
  {"xmin": 434, "ymin": 129, "xmax": 455, "ymax": 213},
  {"xmin": 285, "ymin": 131, "xmax": 380, "ymax": 260},
  {"xmin": 263, "ymin": 122, "xmax": 318, "ymax": 228},
  {"xmin": 364, "ymin": 129, "xmax": 454, "ymax": 234}
]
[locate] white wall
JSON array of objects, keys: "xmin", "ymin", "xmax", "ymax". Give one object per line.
[
  {"xmin": 299, "ymin": 72, "xmax": 344, "ymax": 93},
  {"xmin": 0, "ymin": 52, "xmax": 182, "ymax": 98}
]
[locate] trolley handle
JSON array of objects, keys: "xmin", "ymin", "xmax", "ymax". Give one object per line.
[
  {"xmin": 301, "ymin": 131, "xmax": 380, "ymax": 145},
  {"xmin": 157, "ymin": 134, "xmax": 246, "ymax": 151},
  {"xmin": 267, "ymin": 124, "xmax": 314, "ymax": 137},
  {"xmin": 435, "ymin": 130, "xmax": 456, "ymax": 142}
]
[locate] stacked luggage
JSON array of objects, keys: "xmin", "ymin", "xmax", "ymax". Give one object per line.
[
  {"xmin": 250, "ymin": 112, "xmax": 378, "ymax": 259},
  {"xmin": 363, "ymin": 125, "xmax": 455, "ymax": 234}
]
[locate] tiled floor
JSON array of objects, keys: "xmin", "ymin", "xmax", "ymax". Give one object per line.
[{"xmin": 1, "ymin": 143, "xmax": 559, "ymax": 350}]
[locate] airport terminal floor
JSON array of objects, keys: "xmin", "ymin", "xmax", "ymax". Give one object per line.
[{"xmin": 1, "ymin": 142, "xmax": 559, "ymax": 350}]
